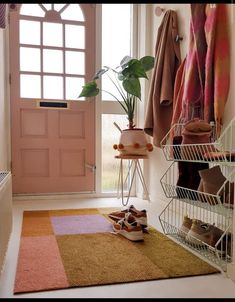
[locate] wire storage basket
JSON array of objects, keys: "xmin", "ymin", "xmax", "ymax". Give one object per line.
[
  {"xmin": 159, "ymin": 198, "xmax": 233, "ymax": 271},
  {"xmin": 160, "ymin": 117, "xmax": 235, "ymax": 165},
  {"xmin": 159, "ymin": 117, "xmax": 235, "ymax": 271},
  {"xmin": 160, "ymin": 162, "xmax": 235, "ymax": 216}
]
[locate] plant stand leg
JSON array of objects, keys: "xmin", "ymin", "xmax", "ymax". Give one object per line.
[
  {"xmin": 136, "ymin": 159, "xmax": 150, "ymax": 202},
  {"xmin": 121, "ymin": 160, "xmax": 138, "ymax": 206}
]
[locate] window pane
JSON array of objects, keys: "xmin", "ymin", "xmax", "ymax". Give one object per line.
[
  {"xmin": 20, "ymin": 4, "xmax": 45, "ymax": 17},
  {"xmin": 43, "ymin": 76, "xmax": 63, "ymax": 99},
  {"xmin": 43, "ymin": 49, "xmax": 63, "ymax": 73},
  {"xmin": 65, "ymin": 51, "xmax": 84, "ymax": 75},
  {"xmin": 66, "ymin": 77, "xmax": 84, "ymax": 100},
  {"xmin": 102, "ymin": 4, "xmax": 131, "ymax": 101},
  {"xmin": 43, "ymin": 22, "xmax": 63, "ymax": 47},
  {"xmin": 65, "ymin": 25, "xmax": 85, "ymax": 49},
  {"xmin": 102, "ymin": 71, "xmax": 126, "ymax": 102},
  {"xmin": 54, "ymin": 4, "xmax": 66, "ymax": 12},
  {"xmin": 20, "ymin": 20, "xmax": 40, "ymax": 45},
  {"xmin": 20, "ymin": 47, "xmax": 40, "ymax": 72},
  {"xmin": 61, "ymin": 4, "xmax": 84, "ymax": 21},
  {"xmin": 102, "ymin": 114, "xmax": 130, "ymax": 192},
  {"xmin": 20, "ymin": 75, "xmax": 41, "ymax": 98},
  {"xmin": 42, "ymin": 4, "xmax": 51, "ymax": 11}
]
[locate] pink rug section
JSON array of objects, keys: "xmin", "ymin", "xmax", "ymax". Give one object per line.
[{"xmin": 14, "ymin": 236, "xmax": 69, "ymax": 294}]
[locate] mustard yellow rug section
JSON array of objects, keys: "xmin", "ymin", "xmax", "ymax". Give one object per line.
[{"xmin": 14, "ymin": 207, "xmax": 219, "ymax": 294}]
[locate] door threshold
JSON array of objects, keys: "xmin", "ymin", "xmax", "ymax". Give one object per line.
[{"xmin": 13, "ymin": 192, "xmax": 132, "ymax": 201}]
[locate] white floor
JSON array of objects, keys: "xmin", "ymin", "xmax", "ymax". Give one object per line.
[{"xmin": 1, "ymin": 195, "xmax": 235, "ymax": 298}]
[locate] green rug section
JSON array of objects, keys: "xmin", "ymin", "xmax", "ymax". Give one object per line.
[{"xmin": 134, "ymin": 227, "xmax": 218, "ymax": 277}]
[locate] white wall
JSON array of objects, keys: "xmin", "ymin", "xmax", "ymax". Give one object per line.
[
  {"xmin": 143, "ymin": 3, "xmax": 235, "ymax": 203},
  {"xmin": 0, "ymin": 28, "xmax": 10, "ymax": 171},
  {"xmin": 143, "ymin": 3, "xmax": 235, "ymax": 280}
]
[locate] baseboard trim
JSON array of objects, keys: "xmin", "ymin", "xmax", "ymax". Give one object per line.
[
  {"xmin": 226, "ymin": 263, "xmax": 235, "ymax": 281},
  {"xmin": 12, "ymin": 192, "xmax": 135, "ymax": 201}
]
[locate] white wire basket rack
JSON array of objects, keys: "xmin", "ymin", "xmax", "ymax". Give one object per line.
[
  {"xmin": 160, "ymin": 162, "xmax": 235, "ymax": 216},
  {"xmin": 160, "ymin": 117, "xmax": 235, "ymax": 165},
  {"xmin": 159, "ymin": 198, "xmax": 233, "ymax": 271}
]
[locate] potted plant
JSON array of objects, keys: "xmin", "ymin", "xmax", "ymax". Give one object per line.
[{"xmin": 78, "ymin": 55, "xmax": 155, "ymax": 156}]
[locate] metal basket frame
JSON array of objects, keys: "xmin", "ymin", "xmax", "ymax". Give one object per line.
[
  {"xmin": 160, "ymin": 117, "xmax": 235, "ymax": 165},
  {"xmin": 159, "ymin": 198, "xmax": 232, "ymax": 272},
  {"xmin": 159, "ymin": 117, "xmax": 235, "ymax": 271}
]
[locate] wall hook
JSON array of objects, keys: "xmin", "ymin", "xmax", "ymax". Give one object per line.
[
  {"xmin": 9, "ymin": 4, "xmax": 17, "ymax": 11},
  {"xmin": 155, "ymin": 6, "xmax": 165, "ymax": 16},
  {"xmin": 175, "ymin": 34, "xmax": 183, "ymax": 42}
]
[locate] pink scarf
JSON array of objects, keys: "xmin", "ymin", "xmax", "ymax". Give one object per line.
[{"xmin": 171, "ymin": 4, "xmax": 230, "ymax": 137}]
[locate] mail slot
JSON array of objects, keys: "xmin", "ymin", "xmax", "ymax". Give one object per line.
[{"xmin": 39, "ymin": 102, "xmax": 68, "ymax": 108}]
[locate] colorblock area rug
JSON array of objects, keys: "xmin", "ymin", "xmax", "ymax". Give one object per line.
[{"xmin": 14, "ymin": 207, "xmax": 219, "ymax": 294}]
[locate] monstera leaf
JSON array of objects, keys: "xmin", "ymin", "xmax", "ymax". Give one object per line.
[{"xmin": 79, "ymin": 81, "xmax": 99, "ymax": 98}]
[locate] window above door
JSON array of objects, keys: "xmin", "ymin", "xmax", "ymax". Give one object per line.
[{"xmin": 19, "ymin": 4, "xmax": 88, "ymax": 101}]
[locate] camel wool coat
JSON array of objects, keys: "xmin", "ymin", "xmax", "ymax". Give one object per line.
[{"xmin": 144, "ymin": 10, "xmax": 181, "ymax": 147}]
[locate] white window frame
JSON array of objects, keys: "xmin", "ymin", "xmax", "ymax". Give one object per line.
[{"xmin": 95, "ymin": 4, "xmax": 139, "ymax": 196}]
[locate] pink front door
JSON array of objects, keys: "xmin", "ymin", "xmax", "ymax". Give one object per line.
[{"xmin": 9, "ymin": 4, "xmax": 96, "ymax": 194}]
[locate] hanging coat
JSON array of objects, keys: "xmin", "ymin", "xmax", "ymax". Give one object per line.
[
  {"xmin": 144, "ymin": 10, "xmax": 181, "ymax": 147},
  {"xmin": 171, "ymin": 4, "xmax": 230, "ymax": 137}
]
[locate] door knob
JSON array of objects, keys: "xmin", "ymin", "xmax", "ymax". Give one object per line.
[{"xmin": 85, "ymin": 163, "xmax": 96, "ymax": 172}]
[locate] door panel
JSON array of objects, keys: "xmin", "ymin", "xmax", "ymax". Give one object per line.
[{"xmin": 9, "ymin": 4, "xmax": 96, "ymax": 194}]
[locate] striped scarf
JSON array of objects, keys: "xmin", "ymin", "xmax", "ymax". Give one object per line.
[{"xmin": 171, "ymin": 4, "xmax": 230, "ymax": 137}]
